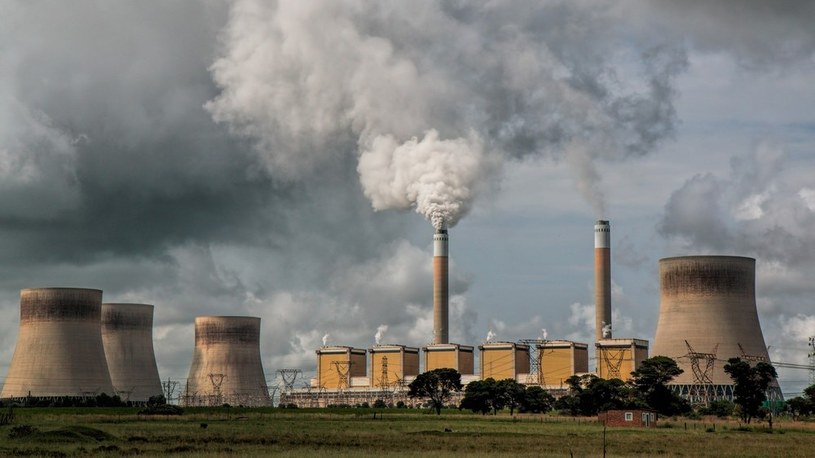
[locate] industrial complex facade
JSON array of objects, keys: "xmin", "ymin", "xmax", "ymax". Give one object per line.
[{"xmin": 0, "ymin": 221, "xmax": 789, "ymax": 408}]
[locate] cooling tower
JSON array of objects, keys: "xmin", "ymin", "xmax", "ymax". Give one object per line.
[
  {"xmin": 101, "ymin": 303, "xmax": 162, "ymax": 402},
  {"xmin": 184, "ymin": 316, "xmax": 270, "ymax": 406},
  {"xmin": 653, "ymin": 256, "xmax": 780, "ymax": 400},
  {"xmin": 433, "ymin": 225, "xmax": 449, "ymax": 344},
  {"xmin": 1, "ymin": 288, "xmax": 115, "ymax": 399},
  {"xmin": 595, "ymin": 220, "xmax": 612, "ymax": 340}
]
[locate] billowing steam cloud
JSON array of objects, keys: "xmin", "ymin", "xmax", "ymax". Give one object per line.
[
  {"xmin": 322, "ymin": 334, "xmax": 330, "ymax": 347},
  {"xmin": 541, "ymin": 328, "xmax": 548, "ymax": 341},
  {"xmin": 206, "ymin": 0, "xmax": 688, "ymax": 224},
  {"xmin": 374, "ymin": 324, "xmax": 388, "ymax": 345},
  {"xmin": 485, "ymin": 329, "xmax": 496, "ymax": 343},
  {"xmin": 358, "ymin": 130, "xmax": 488, "ymax": 229}
]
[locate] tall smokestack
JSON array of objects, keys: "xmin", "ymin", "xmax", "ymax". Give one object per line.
[
  {"xmin": 433, "ymin": 224, "xmax": 449, "ymax": 344},
  {"xmin": 594, "ymin": 220, "xmax": 611, "ymax": 341}
]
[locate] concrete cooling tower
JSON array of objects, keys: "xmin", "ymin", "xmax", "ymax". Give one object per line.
[
  {"xmin": 652, "ymin": 256, "xmax": 781, "ymax": 402},
  {"xmin": 101, "ymin": 303, "xmax": 163, "ymax": 403},
  {"xmin": 184, "ymin": 316, "xmax": 270, "ymax": 406},
  {"xmin": 1, "ymin": 288, "xmax": 115, "ymax": 399}
]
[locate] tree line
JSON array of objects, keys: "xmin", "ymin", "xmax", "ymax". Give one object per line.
[{"xmin": 407, "ymin": 356, "xmax": 804, "ymax": 423}]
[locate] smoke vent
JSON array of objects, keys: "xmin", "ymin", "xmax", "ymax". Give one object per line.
[
  {"xmin": 652, "ymin": 256, "xmax": 780, "ymax": 401},
  {"xmin": 1, "ymin": 288, "xmax": 115, "ymax": 398},
  {"xmin": 184, "ymin": 316, "xmax": 270, "ymax": 406},
  {"xmin": 433, "ymin": 226, "xmax": 449, "ymax": 344},
  {"xmin": 101, "ymin": 303, "xmax": 162, "ymax": 402},
  {"xmin": 594, "ymin": 220, "xmax": 612, "ymax": 341}
]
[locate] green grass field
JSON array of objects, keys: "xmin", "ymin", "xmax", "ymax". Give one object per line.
[{"xmin": 0, "ymin": 407, "xmax": 813, "ymax": 457}]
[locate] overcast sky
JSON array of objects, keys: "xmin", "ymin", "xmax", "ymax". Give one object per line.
[{"xmin": 1, "ymin": 0, "xmax": 813, "ymax": 397}]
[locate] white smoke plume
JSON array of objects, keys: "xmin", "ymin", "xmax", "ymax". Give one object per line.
[
  {"xmin": 374, "ymin": 324, "xmax": 388, "ymax": 345},
  {"xmin": 322, "ymin": 333, "xmax": 330, "ymax": 347},
  {"xmin": 541, "ymin": 328, "xmax": 549, "ymax": 340},
  {"xmin": 358, "ymin": 130, "xmax": 489, "ymax": 229},
  {"xmin": 206, "ymin": 0, "xmax": 688, "ymax": 226},
  {"xmin": 602, "ymin": 322, "xmax": 612, "ymax": 339},
  {"xmin": 485, "ymin": 329, "xmax": 496, "ymax": 343}
]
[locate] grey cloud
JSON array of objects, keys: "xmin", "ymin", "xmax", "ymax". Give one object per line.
[{"xmin": 622, "ymin": 0, "xmax": 815, "ymax": 69}]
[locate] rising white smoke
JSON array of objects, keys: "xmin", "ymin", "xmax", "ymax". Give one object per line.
[
  {"xmin": 321, "ymin": 333, "xmax": 330, "ymax": 346},
  {"xmin": 206, "ymin": 0, "xmax": 687, "ymax": 226},
  {"xmin": 358, "ymin": 130, "xmax": 488, "ymax": 229},
  {"xmin": 374, "ymin": 324, "xmax": 388, "ymax": 345},
  {"xmin": 602, "ymin": 322, "xmax": 612, "ymax": 339},
  {"xmin": 541, "ymin": 328, "xmax": 548, "ymax": 340},
  {"xmin": 485, "ymin": 329, "xmax": 496, "ymax": 343}
]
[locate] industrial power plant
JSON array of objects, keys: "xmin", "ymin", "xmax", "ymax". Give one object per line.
[{"xmin": 0, "ymin": 220, "xmax": 791, "ymax": 408}]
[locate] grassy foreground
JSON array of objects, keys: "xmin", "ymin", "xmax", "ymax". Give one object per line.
[{"xmin": 0, "ymin": 407, "xmax": 813, "ymax": 457}]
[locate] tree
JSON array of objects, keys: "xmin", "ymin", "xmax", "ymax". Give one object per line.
[
  {"xmin": 497, "ymin": 379, "xmax": 526, "ymax": 415},
  {"xmin": 407, "ymin": 368, "xmax": 463, "ymax": 415},
  {"xmin": 519, "ymin": 386, "xmax": 555, "ymax": 413},
  {"xmin": 723, "ymin": 357, "xmax": 778, "ymax": 424},
  {"xmin": 630, "ymin": 356, "xmax": 690, "ymax": 416},
  {"xmin": 785, "ymin": 396, "xmax": 811, "ymax": 420},
  {"xmin": 785, "ymin": 383, "xmax": 815, "ymax": 420},
  {"xmin": 460, "ymin": 378, "xmax": 502, "ymax": 414},
  {"xmin": 555, "ymin": 376, "xmax": 633, "ymax": 416},
  {"xmin": 703, "ymin": 399, "xmax": 735, "ymax": 418}
]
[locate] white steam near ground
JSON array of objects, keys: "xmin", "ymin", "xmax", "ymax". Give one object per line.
[{"xmin": 0, "ymin": 0, "xmax": 813, "ymax": 395}]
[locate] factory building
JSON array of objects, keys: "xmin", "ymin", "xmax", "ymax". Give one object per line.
[
  {"xmin": 370, "ymin": 345, "xmax": 420, "ymax": 388},
  {"xmin": 316, "ymin": 346, "xmax": 367, "ymax": 390},
  {"xmin": 1, "ymin": 288, "xmax": 115, "ymax": 399},
  {"xmin": 480, "ymin": 342, "xmax": 530, "ymax": 381},
  {"xmin": 101, "ymin": 303, "xmax": 163, "ymax": 402},
  {"xmin": 423, "ymin": 343, "xmax": 474, "ymax": 375},
  {"xmin": 595, "ymin": 338, "xmax": 649, "ymax": 381},
  {"xmin": 652, "ymin": 256, "xmax": 781, "ymax": 403},
  {"xmin": 184, "ymin": 316, "xmax": 270, "ymax": 406},
  {"xmin": 538, "ymin": 340, "xmax": 589, "ymax": 389}
]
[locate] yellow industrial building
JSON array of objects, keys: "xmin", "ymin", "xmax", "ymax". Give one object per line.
[
  {"xmin": 315, "ymin": 346, "xmax": 367, "ymax": 389},
  {"xmin": 479, "ymin": 342, "xmax": 530, "ymax": 381},
  {"xmin": 537, "ymin": 340, "xmax": 589, "ymax": 388},
  {"xmin": 595, "ymin": 338, "xmax": 649, "ymax": 380},
  {"xmin": 422, "ymin": 343, "xmax": 474, "ymax": 374},
  {"xmin": 369, "ymin": 345, "xmax": 420, "ymax": 388}
]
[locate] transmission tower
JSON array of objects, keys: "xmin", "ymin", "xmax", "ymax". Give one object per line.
[
  {"xmin": 162, "ymin": 379, "xmax": 179, "ymax": 404},
  {"xmin": 208, "ymin": 373, "xmax": 226, "ymax": 406},
  {"xmin": 738, "ymin": 343, "xmax": 768, "ymax": 364},
  {"xmin": 379, "ymin": 356, "xmax": 390, "ymax": 390},
  {"xmin": 332, "ymin": 360, "xmax": 351, "ymax": 405},
  {"xmin": 684, "ymin": 340, "xmax": 717, "ymax": 406},
  {"xmin": 278, "ymin": 369, "xmax": 302, "ymax": 392},
  {"xmin": 519, "ymin": 339, "xmax": 544, "ymax": 385},
  {"xmin": 599, "ymin": 347, "xmax": 625, "ymax": 380},
  {"xmin": 808, "ymin": 336, "xmax": 815, "ymax": 385}
]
